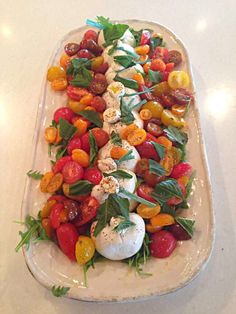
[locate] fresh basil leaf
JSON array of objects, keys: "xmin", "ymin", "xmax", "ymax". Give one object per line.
[
  {"xmin": 114, "ymin": 55, "xmax": 134, "ymax": 68},
  {"xmin": 152, "ymin": 179, "xmax": 183, "ymax": 203},
  {"xmin": 111, "ymin": 131, "xmax": 122, "ymax": 146},
  {"xmin": 175, "ymin": 217, "xmax": 195, "ymax": 237},
  {"xmin": 69, "ymin": 180, "xmax": 94, "ymax": 196},
  {"xmin": 113, "ymin": 219, "xmax": 135, "ymax": 232},
  {"xmin": 103, "ymin": 24, "xmax": 129, "ymax": 46},
  {"xmin": 51, "ymin": 286, "xmax": 70, "ymax": 297},
  {"xmin": 27, "ymin": 170, "xmax": 43, "ymax": 180},
  {"xmin": 175, "ymin": 200, "xmax": 189, "ymax": 210},
  {"xmin": 115, "ymin": 46, "xmax": 139, "ymax": 58},
  {"xmin": 89, "ymin": 131, "xmax": 98, "ymax": 166},
  {"xmin": 115, "ymin": 150, "xmax": 134, "ymax": 164},
  {"xmin": 120, "ymin": 97, "xmax": 135, "ymax": 125},
  {"xmin": 50, "ymin": 120, "xmax": 57, "ymax": 127},
  {"xmin": 108, "ymin": 40, "xmax": 118, "ymax": 55},
  {"xmin": 185, "ymin": 171, "xmax": 196, "ymax": 199},
  {"xmin": 104, "ymin": 170, "xmax": 132, "ymax": 179},
  {"xmin": 148, "ymin": 69, "xmax": 163, "ymax": 84},
  {"xmin": 151, "ymin": 141, "xmax": 165, "ymax": 159},
  {"xmin": 78, "ymin": 110, "xmax": 103, "ymax": 128},
  {"xmin": 160, "ymin": 203, "xmax": 176, "ymax": 217},
  {"xmin": 119, "ymin": 188, "xmax": 156, "ymax": 208},
  {"xmin": 50, "ymin": 160, "xmax": 56, "ymax": 166},
  {"xmin": 71, "ymin": 58, "xmax": 91, "ymax": 69},
  {"xmin": 149, "ymin": 159, "xmax": 166, "ymax": 176},
  {"xmin": 55, "ymin": 146, "xmax": 67, "ymax": 160},
  {"xmin": 150, "ymin": 36, "xmax": 164, "ymax": 51},
  {"xmin": 96, "ymin": 16, "xmax": 113, "ymax": 29},
  {"xmin": 114, "ymin": 74, "xmax": 138, "ymax": 90},
  {"xmin": 164, "ymin": 125, "xmax": 188, "ymax": 145},
  {"xmin": 111, "ymin": 194, "xmax": 130, "ymax": 220},
  {"xmin": 70, "ymin": 67, "xmax": 93, "ymax": 87},
  {"xmin": 129, "ymin": 28, "xmax": 143, "ymax": 46},
  {"xmin": 59, "ymin": 118, "xmax": 77, "ymax": 141}
]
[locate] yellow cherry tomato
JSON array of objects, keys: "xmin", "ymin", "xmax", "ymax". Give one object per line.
[
  {"xmin": 68, "ymin": 99, "xmax": 87, "ymax": 113},
  {"xmin": 91, "ymin": 56, "xmax": 104, "ymax": 71},
  {"xmin": 168, "ymin": 71, "xmax": 190, "ymax": 90},
  {"xmin": 142, "ymin": 101, "xmax": 163, "ymax": 119},
  {"xmin": 171, "ymin": 104, "xmax": 187, "ymax": 117},
  {"xmin": 150, "ymin": 213, "xmax": 175, "ymax": 227},
  {"xmin": 121, "ymin": 123, "xmax": 138, "ymax": 140},
  {"xmin": 169, "ymin": 146, "xmax": 181, "ymax": 166},
  {"xmin": 47, "ymin": 66, "xmax": 66, "ymax": 82},
  {"xmin": 75, "ymin": 236, "xmax": 95, "ymax": 265},
  {"xmin": 51, "ymin": 78, "xmax": 68, "ymax": 91},
  {"xmin": 161, "ymin": 109, "xmax": 185, "ymax": 128},
  {"xmin": 72, "ymin": 149, "xmax": 90, "ymax": 167},
  {"xmin": 152, "ymin": 81, "xmax": 171, "ymax": 97},
  {"xmin": 44, "ymin": 126, "xmax": 58, "ymax": 143},
  {"xmin": 135, "ymin": 45, "xmax": 150, "ymax": 55},
  {"xmin": 137, "ymin": 203, "xmax": 161, "ymax": 219},
  {"xmin": 160, "ymin": 151, "xmax": 174, "ymax": 176},
  {"xmin": 40, "ymin": 172, "xmax": 54, "ymax": 193},
  {"xmin": 127, "ymin": 128, "xmax": 147, "ymax": 146},
  {"xmin": 139, "ymin": 108, "xmax": 152, "ymax": 120}
]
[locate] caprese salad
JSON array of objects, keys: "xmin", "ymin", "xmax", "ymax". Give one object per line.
[{"xmin": 17, "ymin": 17, "xmax": 195, "ymax": 284}]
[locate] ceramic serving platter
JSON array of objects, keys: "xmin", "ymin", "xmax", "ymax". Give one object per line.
[{"xmin": 21, "ymin": 19, "xmax": 214, "ymax": 302}]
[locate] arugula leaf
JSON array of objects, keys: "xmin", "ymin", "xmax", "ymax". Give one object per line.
[
  {"xmin": 119, "ymin": 188, "xmax": 156, "ymax": 208},
  {"xmin": 185, "ymin": 171, "xmax": 196, "ymax": 199},
  {"xmin": 149, "ymin": 159, "xmax": 166, "ymax": 176},
  {"xmin": 104, "ymin": 170, "xmax": 132, "ymax": 179},
  {"xmin": 114, "ymin": 55, "xmax": 134, "ymax": 68},
  {"xmin": 115, "ymin": 150, "xmax": 134, "ymax": 165},
  {"xmin": 51, "ymin": 286, "xmax": 70, "ymax": 297},
  {"xmin": 55, "ymin": 146, "xmax": 67, "ymax": 160},
  {"xmin": 69, "ymin": 180, "xmax": 94, "ymax": 196},
  {"xmin": 103, "ymin": 24, "xmax": 129, "ymax": 46},
  {"xmin": 175, "ymin": 217, "xmax": 195, "ymax": 237},
  {"xmin": 59, "ymin": 118, "xmax": 77, "ymax": 141},
  {"xmin": 27, "ymin": 170, "xmax": 43, "ymax": 180},
  {"xmin": 113, "ymin": 219, "xmax": 135, "ymax": 232},
  {"xmin": 89, "ymin": 131, "xmax": 98, "ymax": 166},
  {"xmin": 150, "ymin": 36, "xmax": 164, "ymax": 51},
  {"xmin": 125, "ymin": 233, "xmax": 152, "ymax": 277},
  {"xmin": 70, "ymin": 67, "xmax": 93, "ymax": 87},
  {"xmin": 114, "ymin": 75, "xmax": 138, "ymax": 90},
  {"xmin": 164, "ymin": 125, "xmax": 188, "ymax": 145},
  {"xmin": 111, "ymin": 131, "xmax": 122, "ymax": 146},
  {"xmin": 160, "ymin": 203, "xmax": 176, "ymax": 217},
  {"xmin": 78, "ymin": 110, "xmax": 103, "ymax": 128},
  {"xmin": 15, "ymin": 215, "xmax": 49, "ymax": 252},
  {"xmin": 148, "ymin": 69, "xmax": 163, "ymax": 84},
  {"xmin": 152, "ymin": 179, "xmax": 183, "ymax": 204},
  {"xmin": 151, "ymin": 141, "xmax": 165, "ymax": 159},
  {"xmin": 120, "ymin": 97, "xmax": 135, "ymax": 125}
]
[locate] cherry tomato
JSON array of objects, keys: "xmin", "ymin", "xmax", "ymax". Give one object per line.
[
  {"xmin": 64, "ymin": 43, "xmax": 80, "ymax": 56},
  {"xmin": 161, "ymin": 71, "xmax": 169, "ymax": 82},
  {"xmin": 89, "ymin": 74, "xmax": 108, "ymax": 95},
  {"xmin": 90, "ymin": 96, "xmax": 106, "ymax": 112},
  {"xmin": 140, "ymin": 30, "xmax": 151, "ymax": 45},
  {"xmin": 67, "ymin": 86, "xmax": 89, "ymax": 101},
  {"xmin": 44, "ymin": 126, "xmax": 58, "ymax": 144},
  {"xmin": 53, "ymin": 107, "xmax": 75, "ymax": 124},
  {"xmin": 47, "ymin": 66, "xmax": 66, "ymax": 82},
  {"xmin": 138, "ymin": 85, "xmax": 155, "ymax": 101},
  {"xmin": 167, "ymin": 182, "xmax": 186, "ymax": 205},
  {"xmin": 76, "ymin": 223, "xmax": 90, "ymax": 235},
  {"xmin": 150, "ymin": 58, "xmax": 166, "ymax": 72},
  {"xmin": 83, "ymin": 167, "xmax": 103, "ymax": 185},
  {"xmin": 93, "ymin": 62, "xmax": 109, "ymax": 74},
  {"xmin": 50, "ymin": 203, "xmax": 64, "ymax": 229},
  {"xmin": 136, "ymin": 140, "xmax": 160, "ymax": 161},
  {"xmin": 135, "ymin": 158, "xmax": 149, "ymax": 177},
  {"xmin": 152, "ymin": 47, "xmax": 169, "ymax": 63},
  {"xmin": 143, "ymin": 170, "xmax": 165, "ymax": 187},
  {"xmin": 67, "ymin": 137, "xmax": 82, "ymax": 155},
  {"xmin": 170, "ymin": 162, "xmax": 192, "ymax": 179},
  {"xmin": 42, "ymin": 218, "xmax": 53, "ymax": 238},
  {"xmin": 146, "ymin": 121, "xmax": 163, "ymax": 137},
  {"xmin": 60, "ymin": 54, "xmax": 71, "ymax": 69},
  {"xmin": 160, "ymin": 151, "xmax": 174, "ymax": 176},
  {"xmin": 80, "ymin": 132, "xmax": 90, "ymax": 153},
  {"xmin": 144, "ymin": 76, "xmax": 153, "ymax": 88},
  {"xmin": 92, "ymin": 128, "xmax": 109, "ymax": 148},
  {"xmin": 48, "ymin": 195, "xmax": 67, "ymax": 203},
  {"xmin": 171, "ymin": 105, "xmax": 186, "ymax": 117},
  {"xmin": 161, "ymin": 109, "xmax": 185, "ymax": 128},
  {"xmin": 83, "ymin": 29, "xmax": 98, "ymax": 42},
  {"xmin": 142, "ymin": 101, "xmax": 163, "ymax": 118},
  {"xmin": 150, "ymin": 230, "xmax": 177, "ymax": 258},
  {"xmin": 168, "ymin": 71, "xmax": 190, "ymax": 90},
  {"xmin": 56, "ymin": 223, "xmax": 78, "ymax": 261},
  {"xmin": 77, "ymin": 49, "xmax": 94, "ymax": 59},
  {"xmin": 63, "ymin": 199, "xmax": 80, "ymax": 221},
  {"xmin": 137, "ymin": 203, "xmax": 160, "ymax": 219},
  {"xmin": 135, "ymin": 45, "xmax": 150, "ymax": 55},
  {"xmin": 146, "ymin": 224, "xmax": 163, "ymax": 234},
  {"xmin": 167, "ymin": 223, "xmax": 191, "ymax": 240},
  {"xmin": 165, "ymin": 63, "xmax": 175, "ymax": 72},
  {"xmin": 160, "ymin": 94, "xmax": 175, "ymax": 107},
  {"xmin": 75, "ymin": 236, "xmax": 95, "ymax": 264},
  {"xmin": 72, "ymin": 149, "xmax": 89, "ymax": 167},
  {"xmin": 62, "ymin": 161, "xmax": 84, "ymax": 184},
  {"xmin": 127, "ymin": 128, "xmax": 147, "ymax": 146},
  {"xmin": 152, "ymin": 81, "xmax": 171, "ymax": 97},
  {"xmin": 137, "ymin": 184, "xmax": 156, "ymax": 203},
  {"xmin": 167, "ymin": 50, "xmax": 182, "ymax": 66},
  {"xmin": 52, "ymin": 156, "xmax": 71, "ymax": 174},
  {"xmin": 74, "ymin": 196, "xmax": 99, "ymax": 226},
  {"xmin": 80, "ymin": 39, "xmax": 103, "ymax": 56},
  {"xmin": 41, "ymin": 200, "xmax": 56, "ymax": 219},
  {"xmin": 170, "ymin": 88, "xmax": 194, "ymax": 105}
]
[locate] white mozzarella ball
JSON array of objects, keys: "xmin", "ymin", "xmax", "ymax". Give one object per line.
[
  {"xmin": 120, "ymin": 29, "xmax": 136, "ymax": 47},
  {"xmin": 118, "ymin": 64, "xmax": 144, "ymax": 80},
  {"xmin": 103, "ymin": 108, "xmax": 121, "ymax": 123},
  {"xmin": 107, "ymin": 82, "xmax": 125, "ymax": 98},
  {"xmin": 100, "ymin": 176, "xmax": 119, "ymax": 194},
  {"xmin": 97, "ymin": 158, "xmax": 117, "ymax": 173},
  {"xmin": 102, "ymin": 91, "xmax": 120, "ymax": 110}
]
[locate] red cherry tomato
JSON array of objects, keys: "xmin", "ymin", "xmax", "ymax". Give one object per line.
[
  {"xmin": 76, "ymin": 223, "xmax": 90, "ymax": 235},
  {"xmin": 167, "ymin": 182, "xmax": 186, "ymax": 205},
  {"xmin": 64, "ymin": 43, "xmax": 80, "ymax": 56},
  {"xmin": 160, "ymin": 94, "xmax": 175, "ymax": 107},
  {"xmin": 83, "ymin": 29, "xmax": 98, "ymax": 42},
  {"xmin": 170, "ymin": 162, "xmax": 192, "ymax": 179},
  {"xmin": 67, "ymin": 137, "xmax": 82, "ymax": 155},
  {"xmin": 170, "ymin": 88, "xmax": 194, "ymax": 106},
  {"xmin": 63, "ymin": 199, "xmax": 80, "ymax": 221},
  {"xmin": 136, "ymin": 140, "xmax": 160, "ymax": 161},
  {"xmin": 50, "ymin": 203, "xmax": 64, "ymax": 229},
  {"xmin": 150, "ymin": 58, "xmax": 166, "ymax": 72},
  {"xmin": 80, "ymin": 132, "xmax": 90, "ymax": 153},
  {"xmin": 48, "ymin": 195, "xmax": 68, "ymax": 203},
  {"xmin": 92, "ymin": 128, "xmax": 109, "ymax": 148},
  {"xmin": 62, "ymin": 161, "xmax": 84, "ymax": 184},
  {"xmin": 144, "ymin": 77, "xmax": 153, "ymax": 88},
  {"xmin": 80, "ymin": 39, "xmax": 103, "ymax": 56},
  {"xmin": 150, "ymin": 230, "xmax": 177, "ymax": 258},
  {"xmin": 161, "ymin": 71, "xmax": 169, "ymax": 82},
  {"xmin": 56, "ymin": 223, "xmax": 78, "ymax": 260},
  {"xmin": 137, "ymin": 184, "xmax": 156, "ymax": 203},
  {"xmin": 52, "ymin": 156, "xmax": 72, "ymax": 174},
  {"xmin": 167, "ymin": 223, "xmax": 191, "ymax": 240},
  {"xmin": 152, "ymin": 47, "xmax": 169, "ymax": 63},
  {"xmin": 143, "ymin": 170, "xmax": 165, "ymax": 187},
  {"xmin": 90, "ymin": 96, "xmax": 106, "ymax": 112},
  {"xmin": 140, "ymin": 30, "xmax": 151, "ymax": 45},
  {"xmin": 89, "ymin": 73, "xmax": 108, "ymax": 95},
  {"xmin": 135, "ymin": 158, "xmax": 149, "ymax": 177},
  {"xmin": 165, "ymin": 63, "xmax": 175, "ymax": 72},
  {"xmin": 167, "ymin": 50, "xmax": 182, "ymax": 66},
  {"xmin": 77, "ymin": 49, "xmax": 94, "ymax": 59},
  {"xmin": 74, "ymin": 196, "xmax": 99, "ymax": 226},
  {"xmin": 83, "ymin": 167, "xmax": 103, "ymax": 184},
  {"xmin": 53, "ymin": 107, "xmax": 75, "ymax": 124},
  {"xmin": 67, "ymin": 86, "xmax": 88, "ymax": 101},
  {"xmin": 93, "ymin": 62, "xmax": 109, "ymax": 74}
]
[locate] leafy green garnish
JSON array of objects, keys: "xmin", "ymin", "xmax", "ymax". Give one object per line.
[
  {"xmin": 50, "ymin": 120, "xmax": 57, "ymax": 127},
  {"xmin": 152, "ymin": 179, "xmax": 183, "ymax": 204},
  {"xmin": 15, "ymin": 215, "xmax": 49, "ymax": 252},
  {"xmin": 59, "ymin": 118, "xmax": 77, "ymax": 141},
  {"xmin": 126, "ymin": 233, "xmax": 152, "ymax": 276},
  {"xmin": 185, "ymin": 171, "xmax": 196, "ymax": 199},
  {"xmin": 70, "ymin": 67, "xmax": 93, "ymax": 87},
  {"xmin": 113, "ymin": 219, "xmax": 135, "ymax": 232},
  {"xmin": 150, "ymin": 36, "xmax": 164, "ymax": 51},
  {"xmin": 175, "ymin": 200, "xmax": 189, "ymax": 210},
  {"xmin": 175, "ymin": 217, "xmax": 195, "ymax": 237},
  {"xmin": 115, "ymin": 46, "xmax": 139, "ymax": 58},
  {"xmin": 151, "ymin": 141, "xmax": 165, "ymax": 159},
  {"xmin": 115, "ymin": 150, "xmax": 134, "ymax": 165},
  {"xmin": 104, "ymin": 169, "xmax": 132, "ymax": 179},
  {"xmin": 110, "ymin": 131, "xmax": 122, "ymax": 146},
  {"xmin": 103, "ymin": 23, "xmax": 129, "ymax": 46},
  {"xmin": 66, "ymin": 58, "xmax": 91, "ymax": 78},
  {"xmin": 120, "ymin": 97, "xmax": 135, "ymax": 125},
  {"xmin": 164, "ymin": 125, "xmax": 188, "ymax": 145},
  {"xmin": 79, "ymin": 110, "xmax": 103, "ymax": 128},
  {"xmin": 51, "ymin": 286, "xmax": 70, "ymax": 297},
  {"xmin": 96, "ymin": 16, "xmax": 112, "ymax": 28},
  {"xmin": 123, "ymin": 85, "xmax": 155, "ymax": 97},
  {"xmin": 48, "ymin": 143, "xmax": 52, "ymax": 157},
  {"xmin": 114, "ymin": 75, "xmax": 139, "ymax": 90},
  {"xmin": 55, "ymin": 146, "xmax": 67, "ymax": 160},
  {"xmin": 114, "ymin": 55, "xmax": 134, "ymax": 68},
  {"xmin": 69, "ymin": 180, "xmax": 94, "ymax": 196},
  {"xmin": 148, "ymin": 69, "xmax": 163, "ymax": 84},
  {"xmin": 108, "ymin": 40, "xmax": 118, "ymax": 55},
  {"xmin": 160, "ymin": 203, "xmax": 176, "ymax": 217},
  {"xmin": 83, "ymin": 251, "xmax": 103, "ymax": 287},
  {"xmin": 129, "ymin": 28, "xmax": 143, "ymax": 46},
  {"xmin": 89, "ymin": 131, "xmax": 98, "ymax": 166},
  {"xmin": 27, "ymin": 170, "xmax": 43, "ymax": 180},
  {"xmin": 119, "ymin": 188, "xmax": 156, "ymax": 208},
  {"xmin": 149, "ymin": 159, "xmax": 166, "ymax": 176}
]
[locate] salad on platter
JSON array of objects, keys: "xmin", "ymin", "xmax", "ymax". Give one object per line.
[{"xmin": 17, "ymin": 16, "xmax": 196, "ymax": 296}]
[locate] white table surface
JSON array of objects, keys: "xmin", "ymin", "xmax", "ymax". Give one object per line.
[{"xmin": 1, "ymin": 0, "xmax": 236, "ymax": 313}]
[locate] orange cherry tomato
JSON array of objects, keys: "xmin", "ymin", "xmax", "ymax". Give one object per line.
[
  {"xmin": 150, "ymin": 213, "xmax": 175, "ymax": 227},
  {"xmin": 60, "ymin": 54, "xmax": 71, "ymax": 69},
  {"xmin": 146, "ymin": 224, "xmax": 162, "ymax": 233},
  {"xmin": 44, "ymin": 127, "xmax": 57, "ymax": 144},
  {"xmin": 67, "ymin": 99, "xmax": 87, "ymax": 113},
  {"xmin": 169, "ymin": 146, "xmax": 181, "ymax": 166},
  {"xmin": 47, "ymin": 66, "xmax": 66, "ymax": 82},
  {"xmin": 150, "ymin": 58, "xmax": 166, "ymax": 72},
  {"xmin": 51, "ymin": 78, "xmax": 68, "ymax": 91},
  {"xmin": 132, "ymin": 73, "xmax": 145, "ymax": 85},
  {"xmin": 110, "ymin": 146, "xmax": 128, "ymax": 159},
  {"xmin": 143, "ymin": 63, "xmax": 150, "ymax": 74},
  {"xmin": 40, "ymin": 172, "xmax": 54, "ymax": 193},
  {"xmin": 171, "ymin": 104, "xmax": 187, "ymax": 117},
  {"xmin": 84, "ymin": 106, "xmax": 96, "ymax": 111},
  {"xmin": 137, "ymin": 203, "xmax": 161, "ymax": 219},
  {"xmin": 156, "ymin": 136, "xmax": 172, "ymax": 150},
  {"xmin": 178, "ymin": 175, "xmax": 189, "ymax": 186},
  {"xmin": 160, "ymin": 151, "xmax": 174, "ymax": 176},
  {"xmin": 73, "ymin": 118, "xmax": 88, "ymax": 137},
  {"xmin": 139, "ymin": 54, "xmax": 148, "ymax": 63},
  {"xmin": 41, "ymin": 200, "xmax": 56, "ymax": 218},
  {"xmin": 127, "ymin": 129, "xmax": 147, "ymax": 146},
  {"xmin": 80, "ymin": 93, "xmax": 94, "ymax": 106},
  {"xmin": 42, "ymin": 218, "xmax": 53, "ymax": 238},
  {"xmin": 152, "ymin": 81, "xmax": 171, "ymax": 97},
  {"xmin": 120, "ymin": 123, "xmax": 138, "ymax": 140},
  {"xmin": 46, "ymin": 173, "xmax": 63, "ymax": 193},
  {"xmin": 135, "ymin": 45, "xmax": 150, "ymax": 55},
  {"xmin": 139, "ymin": 109, "xmax": 152, "ymax": 120},
  {"xmin": 72, "ymin": 149, "xmax": 90, "ymax": 167},
  {"xmin": 91, "ymin": 56, "xmax": 104, "ymax": 71}
]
